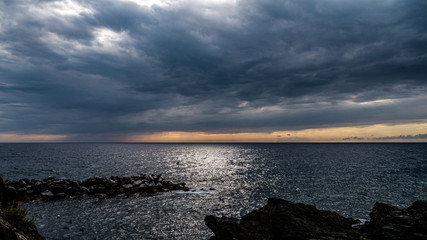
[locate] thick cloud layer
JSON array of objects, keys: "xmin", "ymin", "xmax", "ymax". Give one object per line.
[{"xmin": 0, "ymin": 0, "xmax": 426, "ymax": 138}]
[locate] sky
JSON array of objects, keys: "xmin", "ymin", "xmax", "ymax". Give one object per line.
[{"xmin": 0, "ymin": 0, "xmax": 426, "ymax": 142}]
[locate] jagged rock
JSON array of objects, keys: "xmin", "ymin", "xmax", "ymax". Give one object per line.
[
  {"xmin": 206, "ymin": 199, "xmax": 427, "ymax": 240},
  {"xmin": 205, "ymin": 198, "xmax": 363, "ymax": 240},
  {"xmin": 362, "ymin": 201, "xmax": 427, "ymax": 240}
]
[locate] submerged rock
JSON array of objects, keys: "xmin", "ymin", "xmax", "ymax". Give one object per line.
[{"xmin": 205, "ymin": 198, "xmax": 427, "ymax": 240}]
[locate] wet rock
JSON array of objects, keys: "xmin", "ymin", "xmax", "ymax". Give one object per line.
[
  {"xmin": 26, "ymin": 190, "xmax": 35, "ymax": 196},
  {"xmin": 41, "ymin": 190, "xmax": 54, "ymax": 198},
  {"xmin": 148, "ymin": 175, "xmax": 154, "ymax": 181},
  {"xmin": 145, "ymin": 182, "xmax": 153, "ymax": 187},
  {"xmin": 34, "ymin": 181, "xmax": 43, "ymax": 187},
  {"xmin": 81, "ymin": 187, "xmax": 90, "ymax": 194},
  {"xmin": 44, "ymin": 176, "xmax": 55, "ymax": 182},
  {"xmin": 18, "ymin": 180, "xmax": 27, "ymax": 188},
  {"xmin": 133, "ymin": 180, "xmax": 142, "ymax": 186}
]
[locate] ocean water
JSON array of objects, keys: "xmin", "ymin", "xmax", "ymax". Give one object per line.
[{"xmin": 0, "ymin": 143, "xmax": 426, "ymax": 239}]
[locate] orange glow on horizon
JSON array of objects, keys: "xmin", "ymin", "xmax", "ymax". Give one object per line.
[
  {"xmin": 1, "ymin": 122, "xmax": 426, "ymax": 142},
  {"xmin": 124, "ymin": 122, "xmax": 427, "ymax": 143},
  {"xmin": 0, "ymin": 133, "xmax": 67, "ymax": 142}
]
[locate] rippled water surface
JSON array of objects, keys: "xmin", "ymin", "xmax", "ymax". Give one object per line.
[{"xmin": 1, "ymin": 143, "xmax": 426, "ymax": 239}]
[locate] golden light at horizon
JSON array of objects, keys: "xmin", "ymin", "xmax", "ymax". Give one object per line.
[
  {"xmin": 125, "ymin": 122, "xmax": 427, "ymax": 143},
  {"xmin": 1, "ymin": 122, "xmax": 426, "ymax": 143},
  {"xmin": 0, "ymin": 133, "xmax": 67, "ymax": 142}
]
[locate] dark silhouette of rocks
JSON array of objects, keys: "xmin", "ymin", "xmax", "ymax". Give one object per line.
[
  {"xmin": 362, "ymin": 201, "xmax": 427, "ymax": 239},
  {"xmin": 1, "ymin": 174, "xmax": 189, "ymax": 203},
  {"xmin": 1, "ymin": 177, "xmax": 45, "ymax": 240},
  {"xmin": 205, "ymin": 198, "xmax": 427, "ymax": 240}
]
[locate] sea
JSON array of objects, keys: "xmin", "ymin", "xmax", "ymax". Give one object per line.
[{"xmin": 0, "ymin": 143, "xmax": 426, "ymax": 239}]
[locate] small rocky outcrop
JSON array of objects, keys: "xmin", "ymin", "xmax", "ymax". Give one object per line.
[
  {"xmin": 361, "ymin": 201, "xmax": 427, "ymax": 239},
  {"xmin": 205, "ymin": 198, "xmax": 363, "ymax": 240},
  {"xmin": 2, "ymin": 174, "xmax": 189, "ymax": 203},
  {"xmin": 205, "ymin": 198, "xmax": 427, "ymax": 240}
]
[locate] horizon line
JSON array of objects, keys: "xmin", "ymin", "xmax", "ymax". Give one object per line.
[{"xmin": 1, "ymin": 141, "xmax": 426, "ymax": 144}]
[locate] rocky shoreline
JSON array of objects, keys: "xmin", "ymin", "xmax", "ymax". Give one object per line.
[
  {"xmin": 205, "ymin": 198, "xmax": 427, "ymax": 240},
  {"xmin": 1, "ymin": 174, "xmax": 189, "ymax": 203},
  {"xmin": 0, "ymin": 174, "xmax": 189, "ymax": 240}
]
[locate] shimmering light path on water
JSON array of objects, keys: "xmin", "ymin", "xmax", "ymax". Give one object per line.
[{"xmin": 1, "ymin": 143, "xmax": 426, "ymax": 239}]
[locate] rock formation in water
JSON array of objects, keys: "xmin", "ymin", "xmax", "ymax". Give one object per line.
[
  {"xmin": 1, "ymin": 173, "xmax": 190, "ymax": 239},
  {"xmin": 205, "ymin": 198, "xmax": 427, "ymax": 240},
  {"xmin": 362, "ymin": 200, "xmax": 427, "ymax": 239},
  {"xmin": 2, "ymin": 174, "xmax": 189, "ymax": 203}
]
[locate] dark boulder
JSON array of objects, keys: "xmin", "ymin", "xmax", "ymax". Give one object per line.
[
  {"xmin": 205, "ymin": 198, "xmax": 363, "ymax": 240},
  {"xmin": 362, "ymin": 201, "xmax": 427, "ymax": 240}
]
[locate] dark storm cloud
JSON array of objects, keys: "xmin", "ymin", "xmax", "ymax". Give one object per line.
[
  {"xmin": 373, "ymin": 133, "xmax": 427, "ymax": 140},
  {"xmin": 0, "ymin": 0, "xmax": 426, "ymax": 138}
]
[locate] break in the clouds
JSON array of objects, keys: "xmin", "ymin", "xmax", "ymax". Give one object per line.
[{"xmin": 0, "ymin": 0, "xmax": 426, "ymax": 141}]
